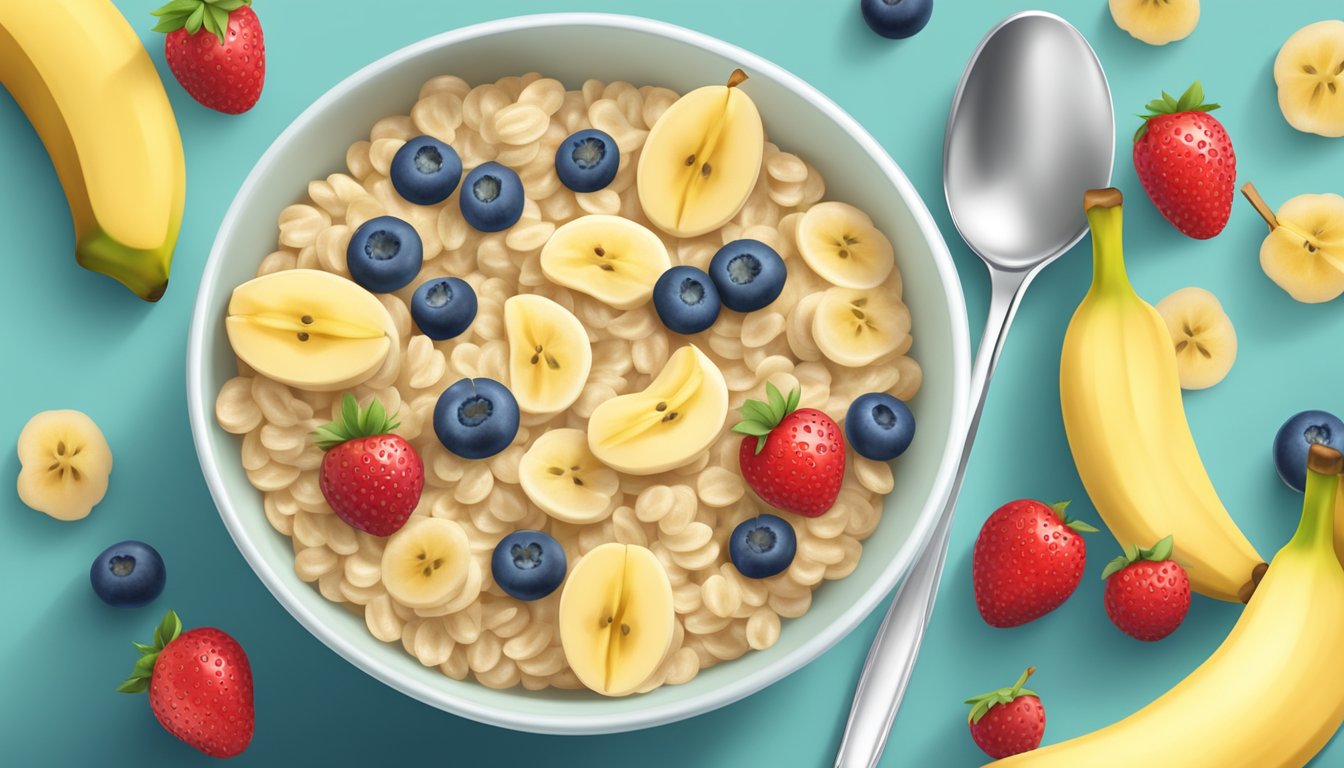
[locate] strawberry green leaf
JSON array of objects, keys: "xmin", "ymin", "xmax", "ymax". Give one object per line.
[
  {"xmin": 785, "ymin": 386, "xmax": 801, "ymax": 414},
  {"xmin": 1146, "ymin": 535, "xmax": 1175, "ymax": 562},
  {"xmin": 765, "ymin": 382, "xmax": 786, "ymax": 417},
  {"xmin": 159, "ymin": 610, "xmax": 182, "ymax": 646},
  {"xmin": 1068, "ymin": 519, "xmax": 1100, "ymax": 534},
  {"xmin": 151, "ymin": 0, "xmax": 250, "ymax": 45},
  {"xmin": 739, "ymin": 400, "xmax": 774, "ymax": 426},
  {"xmin": 116, "ymin": 677, "xmax": 150, "ymax": 694},
  {"xmin": 184, "ymin": 4, "xmax": 205, "ymax": 34},
  {"xmin": 315, "ymin": 394, "xmax": 402, "ymax": 450},
  {"xmin": 342, "ymin": 394, "xmax": 360, "ymax": 433},
  {"xmin": 1134, "ymin": 81, "xmax": 1222, "ymax": 142},
  {"xmin": 132, "ymin": 641, "xmax": 155, "ymax": 654},
  {"xmin": 1102, "ymin": 535, "xmax": 1176, "ymax": 579},
  {"xmin": 965, "ymin": 668, "xmax": 1037, "ymax": 723},
  {"xmin": 731, "ymin": 422, "xmax": 774, "ymax": 437}
]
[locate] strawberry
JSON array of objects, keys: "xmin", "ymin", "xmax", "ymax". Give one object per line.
[
  {"xmin": 314, "ymin": 394, "xmax": 425, "ymax": 537},
  {"xmin": 972, "ymin": 500, "xmax": 1097, "ymax": 628},
  {"xmin": 965, "ymin": 667, "xmax": 1045, "ymax": 759},
  {"xmin": 1133, "ymin": 81, "xmax": 1237, "ymax": 239},
  {"xmin": 1102, "ymin": 535, "xmax": 1191, "ymax": 641},
  {"xmin": 734, "ymin": 384, "xmax": 845, "ymax": 518},
  {"xmin": 118, "ymin": 611, "xmax": 254, "ymax": 759},
  {"xmin": 152, "ymin": 0, "xmax": 266, "ymax": 114}
]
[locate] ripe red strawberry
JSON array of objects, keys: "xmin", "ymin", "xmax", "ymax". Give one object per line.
[
  {"xmin": 1133, "ymin": 81, "xmax": 1237, "ymax": 239},
  {"xmin": 314, "ymin": 394, "xmax": 425, "ymax": 536},
  {"xmin": 973, "ymin": 500, "xmax": 1097, "ymax": 628},
  {"xmin": 965, "ymin": 667, "xmax": 1045, "ymax": 759},
  {"xmin": 1102, "ymin": 535, "xmax": 1191, "ymax": 641},
  {"xmin": 118, "ymin": 611, "xmax": 254, "ymax": 759},
  {"xmin": 152, "ymin": 0, "xmax": 266, "ymax": 114},
  {"xmin": 735, "ymin": 384, "xmax": 845, "ymax": 517}
]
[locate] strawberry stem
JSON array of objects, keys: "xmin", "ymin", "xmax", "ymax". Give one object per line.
[
  {"xmin": 1134, "ymin": 81, "xmax": 1221, "ymax": 142},
  {"xmin": 732, "ymin": 383, "xmax": 802, "ymax": 455},
  {"xmin": 1101, "ymin": 535, "xmax": 1175, "ymax": 580},
  {"xmin": 964, "ymin": 666, "xmax": 1039, "ymax": 724},
  {"xmin": 312, "ymin": 394, "xmax": 401, "ymax": 451},
  {"xmin": 117, "ymin": 610, "xmax": 183, "ymax": 694},
  {"xmin": 151, "ymin": 0, "xmax": 251, "ymax": 46},
  {"xmin": 1240, "ymin": 182, "xmax": 1280, "ymax": 232}
]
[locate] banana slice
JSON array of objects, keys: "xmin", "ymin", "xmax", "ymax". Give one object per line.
[
  {"xmin": 638, "ymin": 69, "xmax": 764, "ymax": 237},
  {"xmin": 1245, "ymin": 186, "xmax": 1344, "ymax": 303},
  {"xmin": 559, "ymin": 543, "xmax": 675, "ymax": 697},
  {"xmin": 1109, "ymin": 0, "xmax": 1199, "ymax": 46},
  {"xmin": 796, "ymin": 202, "xmax": 895, "ymax": 289},
  {"xmin": 588, "ymin": 345, "xmax": 728, "ymax": 475},
  {"xmin": 519, "ymin": 428, "xmax": 620, "ymax": 524},
  {"xmin": 16, "ymin": 410, "xmax": 113, "ymax": 521},
  {"xmin": 812, "ymin": 286, "xmax": 910, "ymax": 367},
  {"xmin": 505, "ymin": 295, "xmax": 592, "ymax": 415},
  {"xmin": 540, "ymin": 215, "xmax": 671, "ymax": 310},
  {"xmin": 1274, "ymin": 21, "xmax": 1344, "ymax": 138},
  {"xmin": 381, "ymin": 517, "xmax": 471, "ymax": 608},
  {"xmin": 1155, "ymin": 287, "xmax": 1238, "ymax": 390},
  {"xmin": 226, "ymin": 269, "xmax": 398, "ymax": 391}
]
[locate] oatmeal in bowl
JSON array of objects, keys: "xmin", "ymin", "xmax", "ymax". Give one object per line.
[
  {"xmin": 214, "ymin": 67, "xmax": 922, "ymax": 696},
  {"xmin": 189, "ymin": 14, "xmax": 969, "ymax": 733}
]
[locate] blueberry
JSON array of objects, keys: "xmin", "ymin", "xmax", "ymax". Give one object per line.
[
  {"xmin": 708, "ymin": 239, "xmax": 787, "ymax": 313},
  {"xmin": 729, "ymin": 514, "xmax": 797, "ymax": 579},
  {"xmin": 1273, "ymin": 410, "xmax": 1344, "ymax": 492},
  {"xmin": 491, "ymin": 530, "xmax": 567, "ymax": 601},
  {"xmin": 652, "ymin": 266, "xmax": 722, "ymax": 334},
  {"xmin": 460, "ymin": 162, "xmax": 524, "ymax": 232},
  {"xmin": 434, "ymin": 378, "xmax": 519, "ymax": 460},
  {"xmin": 90, "ymin": 540, "xmax": 166, "ymax": 607},
  {"xmin": 555, "ymin": 129, "xmax": 620, "ymax": 193},
  {"xmin": 845, "ymin": 393, "xmax": 916, "ymax": 462},
  {"xmin": 411, "ymin": 277, "xmax": 476, "ymax": 341},
  {"xmin": 390, "ymin": 136, "xmax": 462, "ymax": 206},
  {"xmin": 346, "ymin": 215, "xmax": 423, "ymax": 293},
  {"xmin": 860, "ymin": 0, "xmax": 933, "ymax": 40}
]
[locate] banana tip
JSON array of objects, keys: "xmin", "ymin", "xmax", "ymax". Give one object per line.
[
  {"xmin": 1307, "ymin": 444, "xmax": 1344, "ymax": 475},
  {"xmin": 1083, "ymin": 188, "xmax": 1123, "ymax": 211}
]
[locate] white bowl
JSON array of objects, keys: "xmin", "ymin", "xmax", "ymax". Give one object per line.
[{"xmin": 187, "ymin": 12, "xmax": 970, "ymax": 735}]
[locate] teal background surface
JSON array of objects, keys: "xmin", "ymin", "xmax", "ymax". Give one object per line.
[{"xmin": 3, "ymin": 1, "xmax": 1342, "ymax": 765}]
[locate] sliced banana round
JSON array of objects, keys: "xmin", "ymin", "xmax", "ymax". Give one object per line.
[
  {"xmin": 16, "ymin": 410, "xmax": 113, "ymax": 521},
  {"xmin": 812, "ymin": 286, "xmax": 910, "ymax": 367},
  {"xmin": 559, "ymin": 543, "xmax": 675, "ymax": 697},
  {"xmin": 225, "ymin": 269, "xmax": 398, "ymax": 391},
  {"xmin": 588, "ymin": 345, "xmax": 728, "ymax": 475},
  {"xmin": 637, "ymin": 69, "xmax": 764, "ymax": 238},
  {"xmin": 1274, "ymin": 20, "xmax": 1344, "ymax": 138},
  {"xmin": 540, "ymin": 215, "xmax": 671, "ymax": 310},
  {"xmin": 381, "ymin": 517, "xmax": 471, "ymax": 608},
  {"xmin": 796, "ymin": 202, "xmax": 895, "ymax": 289},
  {"xmin": 519, "ymin": 428, "xmax": 620, "ymax": 524},
  {"xmin": 1258, "ymin": 192, "xmax": 1344, "ymax": 303},
  {"xmin": 505, "ymin": 295, "xmax": 592, "ymax": 415},
  {"xmin": 1155, "ymin": 287, "xmax": 1238, "ymax": 390},
  {"xmin": 1109, "ymin": 0, "xmax": 1199, "ymax": 46}
]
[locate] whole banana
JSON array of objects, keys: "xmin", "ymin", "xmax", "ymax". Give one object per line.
[
  {"xmin": 990, "ymin": 445, "xmax": 1344, "ymax": 768},
  {"xmin": 0, "ymin": 0, "xmax": 184, "ymax": 301},
  {"xmin": 1060, "ymin": 189, "xmax": 1265, "ymax": 602}
]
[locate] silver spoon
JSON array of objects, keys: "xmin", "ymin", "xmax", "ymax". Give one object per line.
[{"xmin": 834, "ymin": 12, "xmax": 1113, "ymax": 767}]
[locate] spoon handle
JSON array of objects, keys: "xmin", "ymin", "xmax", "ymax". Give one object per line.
[{"xmin": 835, "ymin": 266, "xmax": 1033, "ymax": 768}]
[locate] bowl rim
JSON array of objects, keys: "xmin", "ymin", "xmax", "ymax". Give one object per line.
[{"xmin": 186, "ymin": 11, "xmax": 971, "ymax": 735}]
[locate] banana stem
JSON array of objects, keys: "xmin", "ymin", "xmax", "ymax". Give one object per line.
[
  {"xmin": 1240, "ymin": 182, "xmax": 1279, "ymax": 232},
  {"xmin": 1292, "ymin": 446, "xmax": 1343, "ymax": 554},
  {"xmin": 1083, "ymin": 190, "xmax": 1130, "ymax": 296}
]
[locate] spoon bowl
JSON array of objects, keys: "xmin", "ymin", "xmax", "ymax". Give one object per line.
[{"xmin": 945, "ymin": 11, "xmax": 1115, "ymax": 270}]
